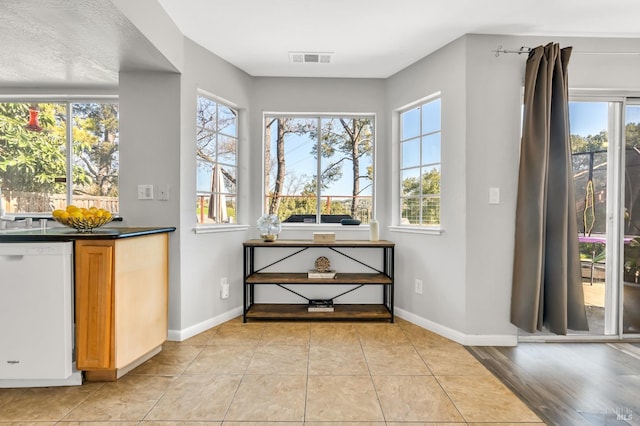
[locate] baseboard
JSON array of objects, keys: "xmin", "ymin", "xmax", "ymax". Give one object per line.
[
  {"xmin": 394, "ymin": 307, "xmax": 517, "ymax": 347},
  {"xmin": 167, "ymin": 306, "xmax": 243, "ymax": 341}
]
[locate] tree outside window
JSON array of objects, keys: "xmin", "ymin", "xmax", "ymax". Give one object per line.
[
  {"xmin": 196, "ymin": 95, "xmax": 238, "ymax": 224},
  {"xmin": 400, "ymin": 97, "xmax": 441, "ymax": 226},
  {"xmin": 264, "ymin": 115, "xmax": 374, "ymax": 224},
  {"xmin": 0, "ymin": 101, "xmax": 119, "ymax": 214}
]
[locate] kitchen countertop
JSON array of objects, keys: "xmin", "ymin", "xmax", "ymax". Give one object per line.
[{"xmin": 0, "ymin": 226, "xmax": 176, "ymax": 242}]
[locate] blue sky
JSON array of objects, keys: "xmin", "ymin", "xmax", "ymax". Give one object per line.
[
  {"xmin": 569, "ymin": 102, "xmax": 607, "ymax": 137},
  {"xmin": 569, "ymin": 101, "xmax": 640, "ymax": 137}
]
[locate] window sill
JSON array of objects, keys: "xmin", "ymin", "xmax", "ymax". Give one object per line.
[
  {"xmin": 388, "ymin": 225, "xmax": 443, "ymax": 236},
  {"xmin": 194, "ymin": 224, "xmax": 249, "ymax": 234}
]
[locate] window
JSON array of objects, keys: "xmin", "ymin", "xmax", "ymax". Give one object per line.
[
  {"xmin": 399, "ymin": 97, "xmax": 441, "ymax": 226},
  {"xmin": 263, "ymin": 114, "xmax": 374, "ymax": 224},
  {"xmin": 0, "ymin": 101, "xmax": 119, "ymax": 215},
  {"xmin": 196, "ymin": 94, "xmax": 238, "ymax": 224}
]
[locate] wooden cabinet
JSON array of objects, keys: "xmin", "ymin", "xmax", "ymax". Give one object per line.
[
  {"xmin": 75, "ymin": 233, "xmax": 169, "ymax": 381},
  {"xmin": 243, "ymin": 239, "xmax": 394, "ymax": 322}
]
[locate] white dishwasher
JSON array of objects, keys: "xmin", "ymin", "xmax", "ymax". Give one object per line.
[{"xmin": 0, "ymin": 242, "xmax": 82, "ymax": 387}]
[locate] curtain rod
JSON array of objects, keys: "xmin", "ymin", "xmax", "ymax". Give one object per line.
[{"xmin": 492, "ymin": 45, "xmax": 640, "ymax": 57}]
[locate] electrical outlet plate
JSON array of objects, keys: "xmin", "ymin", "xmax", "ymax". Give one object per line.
[
  {"xmin": 415, "ymin": 279, "xmax": 423, "ymax": 295},
  {"xmin": 158, "ymin": 184, "xmax": 169, "ymax": 201},
  {"xmin": 137, "ymin": 184, "xmax": 154, "ymax": 200},
  {"xmin": 220, "ymin": 277, "xmax": 229, "ymax": 299}
]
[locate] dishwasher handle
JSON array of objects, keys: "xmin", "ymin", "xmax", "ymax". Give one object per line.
[{"xmin": 0, "ymin": 255, "xmax": 24, "ymax": 261}]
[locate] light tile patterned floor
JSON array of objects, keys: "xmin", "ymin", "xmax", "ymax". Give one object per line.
[{"xmin": 0, "ymin": 317, "xmax": 544, "ymax": 425}]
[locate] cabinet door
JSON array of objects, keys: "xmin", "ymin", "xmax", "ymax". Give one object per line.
[
  {"xmin": 114, "ymin": 234, "xmax": 168, "ymax": 368},
  {"xmin": 75, "ymin": 242, "xmax": 114, "ymax": 370}
]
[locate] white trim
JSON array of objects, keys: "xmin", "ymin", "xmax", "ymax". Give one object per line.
[
  {"xmin": 389, "ymin": 225, "xmax": 443, "ymax": 236},
  {"xmin": 260, "ymin": 112, "xmax": 376, "ymax": 220},
  {"xmin": 196, "ymin": 89, "xmax": 240, "ymax": 110},
  {"xmin": 167, "ymin": 306, "xmax": 243, "ymax": 341},
  {"xmin": 395, "ymin": 91, "xmax": 442, "ymax": 113},
  {"xmin": 395, "ymin": 307, "xmax": 517, "ymax": 347},
  {"xmin": 194, "ymin": 224, "xmax": 249, "ymax": 234},
  {"xmin": 0, "ymin": 94, "xmax": 118, "ymax": 102}
]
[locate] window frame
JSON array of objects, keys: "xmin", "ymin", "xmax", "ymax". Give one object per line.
[
  {"xmin": 0, "ymin": 96, "xmax": 119, "ymax": 217},
  {"xmin": 397, "ymin": 93, "xmax": 442, "ymax": 229},
  {"xmin": 262, "ymin": 112, "xmax": 376, "ymax": 226},
  {"xmin": 195, "ymin": 91, "xmax": 239, "ymax": 228}
]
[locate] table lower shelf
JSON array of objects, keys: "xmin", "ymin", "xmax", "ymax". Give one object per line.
[{"xmin": 244, "ymin": 303, "xmax": 393, "ymax": 321}]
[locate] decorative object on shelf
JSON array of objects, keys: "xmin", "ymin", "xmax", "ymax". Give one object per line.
[
  {"xmin": 257, "ymin": 214, "xmax": 281, "ymax": 242},
  {"xmin": 52, "ymin": 205, "xmax": 113, "ymax": 232},
  {"xmin": 309, "ymin": 255, "xmax": 336, "ymax": 278},
  {"xmin": 369, "ymin": 218, "xmax": 379, "ymax": 241},
  {"xmin": 313, "ymin": 232, "xmax": 335, "ymax": 243},
  {"xmin": 340, "ymin": 218, "xmax": 361, "ymax": 225},
  {"xmin": 308, "ymin": 269, "xmax": 337, "ymax": 279},
  {"xmin": 308, "ymin": 299, "xmax": 334, "ymax": 312},
  {"xmin": 314, "ymin": 256, "xmax": 331, "ymax": 272}
]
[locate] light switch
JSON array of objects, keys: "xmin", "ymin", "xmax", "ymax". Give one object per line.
[
  {"xmin": 138, "ymin": 184, "xmax": 154, "ymax": 200},
  {"xmin": 489, "ymin": 187, "xmax": 500, "ymax": 204}
]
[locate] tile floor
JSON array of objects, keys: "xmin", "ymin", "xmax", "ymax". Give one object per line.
[{"xmin": 0, "ymin": 317, "xmax": 543, "ymax": 425}]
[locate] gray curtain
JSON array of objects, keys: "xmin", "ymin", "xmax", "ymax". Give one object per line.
[{"xmin": 511, "ymin": 43, "xmax": 589, "ymax": 335}]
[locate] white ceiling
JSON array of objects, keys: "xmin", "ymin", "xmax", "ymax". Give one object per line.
[
  {"xmin": 157, "ymin": 0, "xmax": 640, "ymax": 78},
  {"xmin": 1, "ymin": 0, "xmax": 640, "ymax": 87}
]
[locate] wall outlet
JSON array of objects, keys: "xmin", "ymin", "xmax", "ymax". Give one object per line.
[
  {"xmin": 158, "ymin": 184, "xmax": 170, "ymax": 201},
  {"xmin": 220, "ymin": 277, "xmax": 229, "ymax": 299},
  {"xmin": 137, "ymin": 184, "xmax": 154, "ymax": 200},
  {"xmin": 414, "ymin": 279, "xmax": 423, "ymax": 295}
]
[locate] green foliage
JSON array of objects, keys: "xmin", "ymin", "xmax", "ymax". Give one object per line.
[
  {"xmin": 401, "ymin": 168, "xmax": 441, "ymax": 225},
  {"xmin": 0, "ymin": 102, "xmax": 119, "ymax": 207},
  {"xmin": 72, "ymin": 103, "xmax": 119, "ymax": 196},
  {"xmin": 0, "ymin": 103, "xmax": 67, "ymax": 193},
  {"xmin": 266, "ymin": 117, "xmax": 373, "ymax": 221},
  {"xmin": 626, "ymin": 122, "xmax": 640, "ymax": 148}
]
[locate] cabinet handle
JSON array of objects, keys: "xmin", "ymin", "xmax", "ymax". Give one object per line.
[{"xmin": 0, "ymin": 255, "xmax": 24, "ymax": 261}]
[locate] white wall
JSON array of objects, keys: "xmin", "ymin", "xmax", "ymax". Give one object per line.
[
  {"xmin": 248, "ymin": 77, "xmax": 388, "ymax": 302},
  {"xmin": 386, "ymin": 37, "xmax": 469, "ymax": 336},
  {"xmin": 174, "ymin": 39, "xmax": 254, "ymax": 338},
  {"xmin": 118, "ymin": 71, "xmax": 182, "ymax": 332}
]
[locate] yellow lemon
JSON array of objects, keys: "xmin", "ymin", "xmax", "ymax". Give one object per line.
[
  {"xmin": 52, "ymin": 209, "xmax": 65, "ymax": 218},
  {"xmin": 70, "ymin": 211, "xmax": 83, "ymax": 220},
  {"xmin": 59, "ymin": 211, "xmax": 70, "ymax": 222},
  {"xmin": 66, "ymin": 205, "xmax": 80, "ymax": 213}
]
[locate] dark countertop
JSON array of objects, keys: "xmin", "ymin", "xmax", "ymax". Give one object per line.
[{"xmin": 0, "ymin": 226, "xmax": 176, "ymax": 242}]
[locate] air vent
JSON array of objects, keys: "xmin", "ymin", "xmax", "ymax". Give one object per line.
[{"xmin": 289, "ymin": 52, "xmax": 333, "ymax": 64}]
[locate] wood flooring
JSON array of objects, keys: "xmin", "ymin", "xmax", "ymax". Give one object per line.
[{"xmin": 468, "ymin": 342, "xmax": 640, "ymax": 425}]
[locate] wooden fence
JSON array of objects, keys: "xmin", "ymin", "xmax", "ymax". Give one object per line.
[{"xmin": 1, "ymin": 192, "xmax": 118, "ymax": 213}]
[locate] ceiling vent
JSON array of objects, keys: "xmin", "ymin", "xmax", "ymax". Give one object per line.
[{"xmin": 289, "ymin": 52, "xmax": 333, "ymax": 64}]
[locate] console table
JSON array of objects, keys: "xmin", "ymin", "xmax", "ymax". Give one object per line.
[{"xmin": 242, "ymin": 239, "xmax": 394, "ymax": 322}]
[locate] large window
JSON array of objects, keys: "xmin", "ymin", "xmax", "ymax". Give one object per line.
[
  {"xmin": 399, "ymin": 96, "xmax": 441, "ymax": 226},
  {"xmin": 196, "ymin": 94, "xmax": 238, "ymax": 225},
  {"xmin": 264, "ymin": 115, "xmax": 374, "ymax": 224},
  {"xmin": 0, "ymin": 101, "xmax": 119, "ymax": 215}
]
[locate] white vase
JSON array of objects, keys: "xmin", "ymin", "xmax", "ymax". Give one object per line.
[{"xmin": 369, "ymin": 219, "xmax": 379, "ymax": 241}]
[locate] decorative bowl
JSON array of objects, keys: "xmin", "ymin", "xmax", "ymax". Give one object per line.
[
  {"xmin": 52, "ymin": 206, "xmax": 113, "ymax": 233},
  {"xmin": 54, "ymin": 215, "xmax": 112, "ymax": 232}
]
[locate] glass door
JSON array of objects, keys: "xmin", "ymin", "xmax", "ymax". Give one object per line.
[
  {"xmin": 569, "ymin": 101, "xmax": 613, "ymax": 336},
  {"xmin": 623, "ymin": 102, "xmax": 640, "ymax": 335}
]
